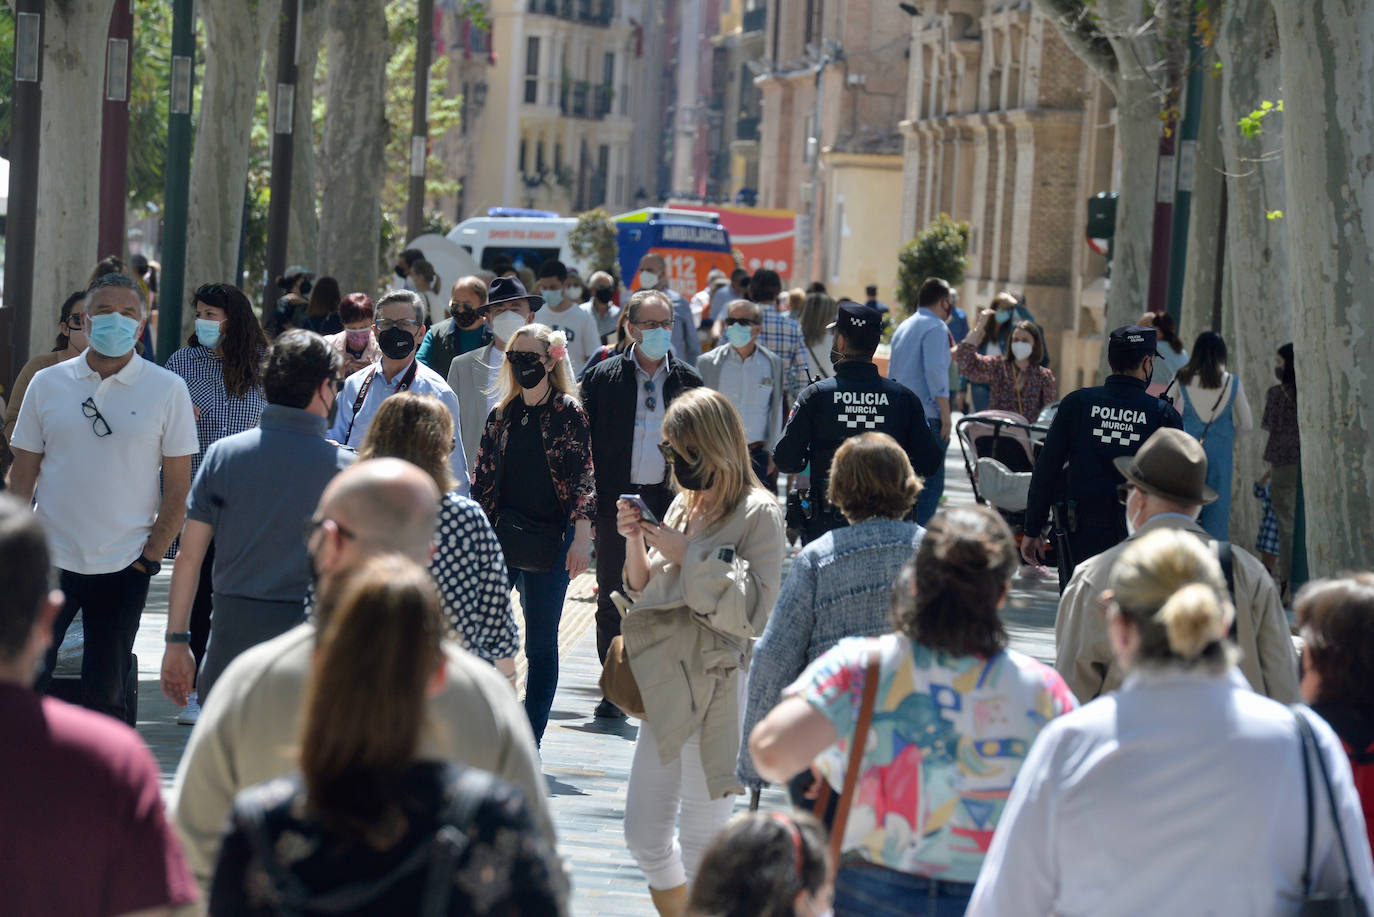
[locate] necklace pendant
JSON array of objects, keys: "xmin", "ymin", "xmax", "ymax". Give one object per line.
[{"xmin": 521, "ymin": 414, "xmax": 529, "ymax": 426}]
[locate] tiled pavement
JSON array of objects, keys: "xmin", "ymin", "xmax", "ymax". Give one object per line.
[{"xmin": 130, "ymin": 441, "xmax": 1059, "ymax": 915}]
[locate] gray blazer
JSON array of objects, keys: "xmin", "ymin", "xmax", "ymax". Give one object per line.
[
  {"xmin": 447, "ymin": 344, "xmax": 497, "ymax": 468},
  {"xmin": 696, "ymin": 342, "xmax": 784, "ymax": 448}
]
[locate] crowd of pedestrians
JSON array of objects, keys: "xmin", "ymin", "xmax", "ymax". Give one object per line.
[{"xmin": 1, "ymin": 254, "xmax": 1370, "ymax": 917}]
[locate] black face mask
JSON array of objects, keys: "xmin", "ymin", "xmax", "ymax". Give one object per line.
[
  {"xmin": 594, "ymin": 287, "xmax": 615, "ymax": 304},
  {"xmin": 377, "ymin": 326, "xmax": 416, "ymax": 360},
  {"xmin": 508, "ymin": 351, "xmax": 548, "ymax": 389},
  {"xmin": 671, "ymin": 449, "xmax": 713, "ymax": 491},
  {"xmin": 1275, "ymin": 367, "xmax": 1286, "ymax": 383},
  {"xmin": 394, "ymin": 264, "xmax": 408, "ymax": 279},
  {"xmin": 454, "ymin": 308, "xmax": 483, "ymax": 329}
]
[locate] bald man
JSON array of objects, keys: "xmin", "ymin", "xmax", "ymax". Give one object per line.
[{"xmin": 168, "ymin": 459, "xmax": 559, "ymax": 906}]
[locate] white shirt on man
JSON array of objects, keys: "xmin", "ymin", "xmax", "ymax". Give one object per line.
[
  {"xmin": 9, "ymin": 351, "xmax": 199, "ymax": 574},
  {"xmin": 715, "ymin": 347, "xmax": 775, "ymax": 444},
  {"xmin": 628, "ymin": 346, "xmax": 669, "ymax": 486},
  {"xmin": 534, "ymin": 302, "xmax": 601, "ymax": 372}
]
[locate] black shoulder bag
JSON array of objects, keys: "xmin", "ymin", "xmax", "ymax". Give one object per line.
[{"xmin": 1293, "ymin": 707, "xmax": 1370, "ymax": 916}]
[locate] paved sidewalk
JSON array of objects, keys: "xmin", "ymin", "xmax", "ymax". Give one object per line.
[{"xmin": 129, "ymin": 442, "xmax": 1059, "ymax": 915}]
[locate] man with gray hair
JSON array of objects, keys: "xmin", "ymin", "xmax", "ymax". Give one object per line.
[
  {"xmin": 328, "ymin": 289, "xmax": 470, "ymax": 491},
  {"xmin": 170, "ymin": 458, "xmax": 562, "ymax": 905},
  {"xmin": 7, "ymin": 273, "xmax": 199, "ymax": 722}
]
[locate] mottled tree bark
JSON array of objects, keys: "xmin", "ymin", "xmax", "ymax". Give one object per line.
[
  {"xmin": 183, "ymin": 0, "xmax": 277, "ymax": 334},
  {"xmin": 317, "ymin": 0, "xmax": 390, "ymax": 297},
  {"xmin": 1271, "ymin": 0, "xmax": 1374, "ymax": 572},
  {"xmin": 30, "ymin": 0, "xmax": 115, "ymax": 357}
]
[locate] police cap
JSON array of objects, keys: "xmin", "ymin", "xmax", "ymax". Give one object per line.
[
  {"xmin": 1108, "ymin": 324, "xmax": 1159, "ymax": 364},
  {"xmin": 828, "ymin": 300, "xmax": 884, "ymax": 350}
]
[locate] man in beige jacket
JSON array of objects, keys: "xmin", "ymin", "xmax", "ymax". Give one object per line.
[
  {"xmin": 167, "ymin": 459, "xmax": 561, "ymax": 907},
  {"xmin": 1056, "ymin": 428, "xmax": 1298, "ymax": 703}
]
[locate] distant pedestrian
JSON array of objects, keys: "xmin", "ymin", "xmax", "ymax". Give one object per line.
[
  {"xmin": 358, "ymin": 392, "xmax": 519, "ymax": 677},
  {"xmin": 750, "ymin": 506, "xmax": 1076, "ymax": 917},
  {"xmin": 472, "ymin": 324, "xmax": 595, "ymax": 745},
  {"xmin": 636, "ymin": 252, "xmax": 701, "ymax": 364},
  {"xmin": 1261, "ymin": 342, "xmax": 1300, "ymax": 600},
  {"xmin": 209, "ymin": 555, "xmax": 569, "ymax": 916},
  {"xmin": 581, "ymin": 270, "xmax": 622, "ymax": 344},
  {"xmin": 409, "ymin": 259, "xmax": 444, "ymax": 324},
  {"xmin": 617, "ymin": 388, "xmax": 785, "ymax": 914},
  {"xmin": 534, "ymin": 259, "xmax": 602, "ymax": 371},
  {"xmin": 417, "ymin": 275, "xmax": 490, "ymax": 376},
  {"xmin": 301, "ymin": 274, "xmax": 343, "ymax": 336},
  {"xmin": 0, "ymin": 495, "xmax": 198, "ymax": 917},
  {"xmin": 163, "ymin": 282, "xmax": 271, "ymax": 721},
  {"xmin": 743, "ymin": 269, "xmax": 809, "ymax": 403},
  {"xmin": 3, "ymin": 290, "xmax": 87, "ymax": 441},
  {"xmin": 696, "ymin": 298, "xmax": 784, "ymax": 485},
  {"xmin": 738, "ymin": 432, "xmax": 924, "ymax": 795},
  {"xmin": 169, "ymin": 459, "xmax": 555, "ymax": 895},
  {"xmin": 794, "ymin": 291, "xmax": 837, "ymax": 382},
  {"xmin": 322, "ymin": 291, "xmax": 380, "ymax": 380},
  {"xmin": 710, "ymin": 267, "xmax": 751, "ymax": 324},
  {"xmin": 956, "ymin": 309, "xmax": 1057, "ymax": 421},
  {"xmin": 159, "ymin": 331, "xmax": 351, "ymax": 708},
  {"xmin": 888, "ymin": 277, "xmax": 956, "ymax": 523},
  {"xmin": 1297, "ymin": 573, "xmax": 1374, "ymax": 851},
  {"xmin": 1139, "ymin": 310, "xmax": 1189, "ymax": 388},
  {"xmin": 8, "ymin": 273, "xmax": 199, "ymax": 721},
  {"xmin": 862, "ymin": 283, "xmax": 889, "ymax": 315},
  {"xmin": 687, "ymin": 812, "xmax": 832, "ymax": 917},
  {"xmin": 267, "ymin": 266, "xmax": 313, "ymax": 337},
  {"xmin": 967, "ymin": 528, "xmax": 1374, "ymax": 916},
  {"xmin": 329, "ymin": 290, "xmax": 470, "ymax": 490},
  {"xmin": 960, "ymin": 292, "xmax": 1036, "ymax": 412},
  {"xmin": 1176, "ymin": 331, "xmax": 1253, "ymax": 540}
]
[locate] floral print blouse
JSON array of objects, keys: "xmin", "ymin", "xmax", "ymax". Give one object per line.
[
  {"xmin": 472, "ymin": 392, "xmax": 597, "ymax": 523},
  {"xmin": 955, "ymin": 341, "xmax": 1058, "ymax": 421}
]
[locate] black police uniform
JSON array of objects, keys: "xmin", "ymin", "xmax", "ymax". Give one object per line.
[
  {"xmin": 773, "ymin": 361, "xmax": 944, "ymax": 543},
  {"xmin": 1023, "ymin": 374, "xmax": 1183, "ymax": 590}
]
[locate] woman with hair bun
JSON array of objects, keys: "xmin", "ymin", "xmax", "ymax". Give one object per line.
[
  {"xmin": 968, "ymin": 528, "xmax": 1374, "ymax": 916},
  {"xmin": 749, "ymin": 506, "xmax": 1076, "ymax": 916}
]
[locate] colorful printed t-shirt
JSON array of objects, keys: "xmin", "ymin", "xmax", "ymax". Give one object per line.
[{"xmin": 788, "ymin": 633, "xmax": 1077, "ymax": 882}]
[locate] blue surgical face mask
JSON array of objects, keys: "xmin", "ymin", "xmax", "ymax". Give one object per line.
[
  {"xmin": 995, "ymin": 308, "xmax": 1013, "ymax": 324},
  {"xmin": 637, "ymin": 327, "xmax": 672, "ymax": 361},
  {"xmin": 543, "ymin": 288, "xmax": 564, "ymax": 307},
  {"xmin": 195, "ymin": 318, "xmax": 224, "ymax": 350},
  {"xmin": 724, "ymin": 323, "xmax": 753, "ymax": 349},
  {"xmin": 88, "ymin": 312, "xmax": 141, "ymax": 357}
]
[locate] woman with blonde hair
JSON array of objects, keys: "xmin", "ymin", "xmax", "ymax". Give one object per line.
[
  {"xmin": 209, "ymin": 555, "xmax": 567, "ymax": 914},
  {"xmin": 794, "ymin": 292, "xmax": 837, "ymax": 380},
  {"xmin": 358, "ymin": 392, "xmax": 519, "ymax": 680},
  {"xmin": 615, "ymin": 387, "xmax": 785, "ymax": 916},
  {"xmin": 968, "ymin": 528, "xmax": 1374, "ymax": 916},
  {"xmin": 472, "ymin": 323, "xmax": 595, "ymax": 745}
]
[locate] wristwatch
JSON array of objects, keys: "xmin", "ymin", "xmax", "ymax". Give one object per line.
[
  {"xmin": 165, "ymin": 631, "xmax": 191, "ymax": 644},
  {"xmin": 136, "ymin": 555, "xmax": 162, "ymax": 576}
]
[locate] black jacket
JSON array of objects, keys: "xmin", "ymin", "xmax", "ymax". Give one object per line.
[
  {"xmin": 1024, "ymin": 374, "xmax": 1184, "ymax": 534},
  {"xmin": 581, "ymin": 349, "xmax": 702, "ymax": 517},
  {"xmin": 773, "ymin": 361, "xmax": 943, "ymax": 502}
]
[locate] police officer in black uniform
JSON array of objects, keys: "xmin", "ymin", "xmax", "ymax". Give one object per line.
[
  {"xmin": 1021, "ymin": 324, "xmax": 1184, "ymax": 590},
  {"xmin": 774, "ymin": 301, "xmax": 944, "ymax": 544}
]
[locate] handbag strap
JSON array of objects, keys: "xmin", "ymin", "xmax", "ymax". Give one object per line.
[
  {"xmin": 827, "ymin": 643, "xmax": 882, "ymax": 865},
  {"xmin": 1293, "ymin": 706, "xmax": 1365, "ymax": 903},
  {"xmin": 1196, "ymin": 375, "xmax": 1230, "ymax": 445}
]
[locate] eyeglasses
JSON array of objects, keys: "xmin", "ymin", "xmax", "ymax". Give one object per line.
[
  {"xmin": 633, "ymin": 319, "xmax": 673, "ymax": 331},
  {"xmin": 1116, "ymin": 483, "xmax": 1136, "ymax": 505},
  {"xmin": 724, "ymin": 317, "xmax": 758, "ymax": 327},
  {"xmin": 658, "ymin": 441, "xmax": 697, "ymax": 466},
  {"xmin": 81, "ymin": 397, "xmax": 112, "ymax": 437},
  {"xmin": 302, "ymin": 515, "xmax": 357, "ymax": 543},
  {"xmin": 643, "ymin": 378, "xmax": 657, "ymax": 412},
  {"xmin": 374, "ymin": 318, "xmax": 421, "ymax": 333},
  {"xmin": 64, "ymin": 314, "xmax": 84, "ymax": 330}
]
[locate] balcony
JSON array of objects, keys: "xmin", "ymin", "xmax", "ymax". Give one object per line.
[
  {"xmin": 742, "ymin": 5, "xmax": 766, "ymax": 33},
  {"xmin": 559, "ymin": 81, "xmax": 616, "ymax": 118},
  {"xmin": 531, "ymin": 0, "xmax": 615, "ymax": 25},
  {"xmin": 735, "ymin": 115, "xmax": 760, "ymax": 141}
]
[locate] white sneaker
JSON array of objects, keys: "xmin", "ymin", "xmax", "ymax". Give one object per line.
[{"xmin": 177, "ymin": 693, "xmax": 201, "ymax": 726}]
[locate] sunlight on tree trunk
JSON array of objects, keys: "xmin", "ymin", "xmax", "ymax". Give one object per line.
[{"xmin": 264, "ymin": 0, "xmax": 324, "ymax": 271}]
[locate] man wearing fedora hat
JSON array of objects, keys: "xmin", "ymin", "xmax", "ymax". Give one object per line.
[
  {"xmin": 446, "ymin": 276, "xmax": 545, "ymax": 466},
  {"xmin": 1055, "ymin": 427, "xmax": 1298, "ymax": 704},
  {"xmin": 1022, "ymin": 324, "xmax": 1184, "ymax": 589}
]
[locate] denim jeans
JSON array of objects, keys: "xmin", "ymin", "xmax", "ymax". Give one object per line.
[
  {"xmin": 511, "ymin": 526, "xmax": 573, "ymax": 745},
  {"xmin": 35, "ymin": 565, "xmax": 153, "ymax": 721},
  {"xmin": 915, "ymin": 417, "xmax": 948, "ymax": 526},
  {"xmin": 834, "ymin": 861, "xmax": 973, "ymax": 917}
]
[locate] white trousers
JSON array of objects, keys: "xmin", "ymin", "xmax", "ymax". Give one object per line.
[{"xmin": 623, "ymin": 692, "xmax": 742, "ymax": 890}]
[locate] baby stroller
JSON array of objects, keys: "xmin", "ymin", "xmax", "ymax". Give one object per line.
[{"xmin": 955, "ymin": 409, "xmax": 1056, "ymax": 560}]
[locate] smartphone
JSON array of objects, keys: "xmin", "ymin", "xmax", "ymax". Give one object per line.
[{"xmin": 619, "ymin": 493, "xmax": 660, "ymax": 526}]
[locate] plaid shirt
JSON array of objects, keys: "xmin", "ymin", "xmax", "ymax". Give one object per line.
[
  {"xmin": 165, "ymin": 345, "xmax": 267, "ymax": 481},
  {"xmin": 758, "ymin": 306, "xmax": 810, "ymax": 401},
  {"xmin": 1254, "ymin": 481, "xmax": 1280, "ymax": 556}
]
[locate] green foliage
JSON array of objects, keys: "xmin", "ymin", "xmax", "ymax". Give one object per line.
[
  {"xmin": 1238, "ymin": 99, "xmax": 1283, "ymax": 139},
  {"xmin": 127, "ymin": 0, "xmax": 171, "ymax": 212},
  {"xmin": 0, "ymin": 7, "xmax": 13, "ymax": 159},
  {"xmin": 1266, "ymin": 210, "xmax": 1284, "ymax": 221},
  {"xmin": 568, "ymin": 209, "xmax": 620, "ymax": 278},
  {"xmin": 895, "ymin": 214, "xmax": 970, "ymax": 317}
]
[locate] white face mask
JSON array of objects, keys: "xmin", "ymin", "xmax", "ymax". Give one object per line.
[
  {"xmin": 491, "ymin": 311, "xmax": 527, "ymax": 344},
  {"xmin": 1124, "ymin": 488, "xmax": 1141, "ymax": 536},
  {"xmin": 639, "ymin": 270, "xmax": 660, "ymax": 289},
  {"xmin": 1011, "ymin": 340, "xmax": 1034, "ymax": 361}
]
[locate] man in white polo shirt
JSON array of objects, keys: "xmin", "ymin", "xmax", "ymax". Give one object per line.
[{"xmin": 7, "ymin": 273, "xmax": 199, "ymax": 721}]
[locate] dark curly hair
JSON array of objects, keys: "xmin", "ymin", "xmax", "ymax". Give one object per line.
[
  {"xmin": 892, "ymin": 506, "xmax": 1015, "ymax": 657},
  {"xmin": 686, "ymin": 811, "xmax": 828, "ymax": 917},
  {"xmin": 189, "ymin": 283, "xmax": 269, "ymax": 397}
]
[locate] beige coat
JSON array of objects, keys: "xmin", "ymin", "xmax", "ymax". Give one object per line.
[
  {"xmin": 622, "ymin": 488, "xmax": 785, "ymax": 798},
  {"xmin": 1056, "ymin": 514, "xmax": 1299, "ymax": 703}
]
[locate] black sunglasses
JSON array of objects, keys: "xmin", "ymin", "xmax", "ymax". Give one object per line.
[
  {"xmin": 658, "ymin": 442, "xmax": 697, "ymax": 466},
  {"xmin": 724, "ymin": 317, "xmax": 758, "ymax": 326},
  {"xmin": 1116, "ymin": 483, "xmax": 1135, "ymax": 505}
]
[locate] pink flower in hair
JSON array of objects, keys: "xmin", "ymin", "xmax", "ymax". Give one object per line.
[{"xmin": 548, "ymin": 330, "xmax": 568, "ymax": 362}]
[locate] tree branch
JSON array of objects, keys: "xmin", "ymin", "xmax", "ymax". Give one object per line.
[{"xmin": 1030, "ymin": 0, "xmax": 1122, "ymax": 93}]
